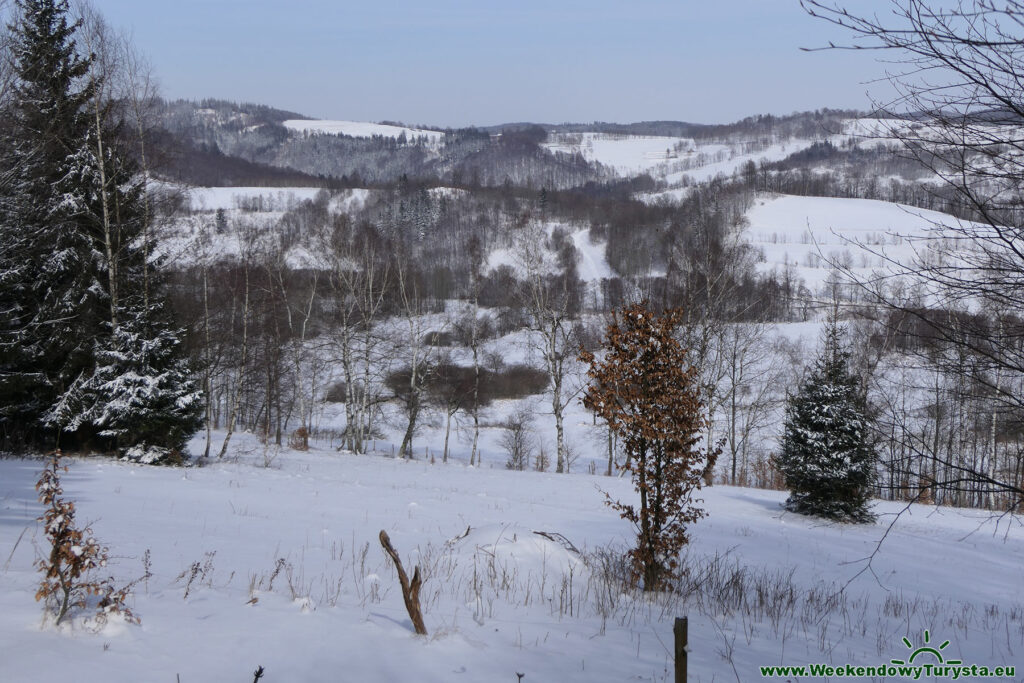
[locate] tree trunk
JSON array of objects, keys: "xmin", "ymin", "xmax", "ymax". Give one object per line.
[
  {"xmin": 219, "ymin": 267, "xmax": 249, "ymax": 459},
  {"xmin": 203, "ymin": 265, "xmax": 212, "ymax": 459},
  {"xmin": 92, "ymin": 99, "xmax": 118, "ymax": 331},
  {"xmin": 443, "ymin": 407, "xmax": 453, "ymax": 463},
  {"xmin": 606, "ymin": 424, "xmax": 614, "ymax": 476},
  {"xmin": 470, "ymin": 340, "xmax": 480, "ymax": 467}
]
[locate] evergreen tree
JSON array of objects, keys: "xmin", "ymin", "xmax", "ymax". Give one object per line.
[
  {"xmin": 776, "ymin": 319, "xmax": 876, "ymax": 522},
  {"xmin": 0, "ymin": 0, "xmax": 202, "ymax": 455},
  {"xmin": 0, "ymin": 0, "xmax": 101, "ymax": 446}
]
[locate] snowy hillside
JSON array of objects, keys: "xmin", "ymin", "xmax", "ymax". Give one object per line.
[
  {"xmin": 743, "ymin": 194, "xmax": 970, "ymax": 293},
  {"xmin": 1, "ymin": 444, "xmax": 1019, "ymax": 681},
  {"xmin": 548, "ymin": 129, "xmax": 840, "ymax": 185},
  {"xmin": 283, "ymin": 119, "xmax": 445, "ymax": 143},
  {"xmin": 666, "ymin": 138, "xmax": 821, "ymax": 185},
  {"xmin": 543, "ymin": 132, "xmax": 694, "ymax": 174},
  {"xmin": 485, "ymin": 222, "xmax": 614, "ymax": 282},
  {"xmin": 154, "ymin": 187, "xmax": 379, "ymax": 269},
  {"xmin": 186, "ymin": 186, "xmax": 326, "ymax": 212}
]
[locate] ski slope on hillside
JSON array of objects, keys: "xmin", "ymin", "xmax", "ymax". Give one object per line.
[{"xmin": 1, "ymin": 443, "xmax": 1020, "ymax": 682}]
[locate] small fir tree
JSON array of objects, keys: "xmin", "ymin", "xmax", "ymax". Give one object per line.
[
  {"xmin": 776, "ymin": 319, "xmax": 876, "ymax": 522},
  {"xmin": 580, "ymin": 302, "xmax": 718, "ymax": 591}
]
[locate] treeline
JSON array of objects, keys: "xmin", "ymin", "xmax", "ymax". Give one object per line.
[
  {"xmin": 149, "ymin": 129, "xmax": 349, "ymax": 188},
  {"xmin": 754, "ymin": 140, "xmax": 1003, "ymax": 222},
  {"xmin": 533, "ymin": 108, "xmax": 859, "ymax": 141},
  {"xmin": 857, "ymin": 309, "xmax": 1024, "ymax": 511}
]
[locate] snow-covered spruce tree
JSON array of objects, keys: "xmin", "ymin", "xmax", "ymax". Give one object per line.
[
  {"xmin": 0, "ymin": 0, "xmax": 101, "ymax": 447},
  {"xmin": 580, "ymin": 302, "xmax": 719, "ymax": 591},
  {"xmin": 0, "ymin": 0, "xmax": 202, "ymax": 455},
  {"xmin": 776, "ymin": 318, "xmax": 876, "ymax": 522},
  {"xmin": 43, "ymin": 121, "xmax": 203, "ymax": 456}
]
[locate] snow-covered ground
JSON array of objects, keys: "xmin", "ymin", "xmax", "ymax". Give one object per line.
[
  {"xmin": 553, "ymin": 128, "xmax": 860, "ymax": 192},
  {"xmin": 485, "ymin": 221, "xmax": 614, "ymax": 291},
  {"xmin": 743, "ymin": 194, "xmax": 969, "ymax": 293},
  {"xmin": 155, "ymin": 187, "xmax": 381, "ymax": 270},
  {"xmin": 544, "ymin": 131, "xmax": 821, "ymax": 184},
  {"xmin": 1, "ymin": 439, "xmax": 1020, "ymax": 682},
  {"xmin": 543, "ymin": 132, "xmax": 694, "ymax": 174},
  {"xmin": 283, "ymin": 119, "xmax": 445, "ymax": 144},
  {"xmin": 186, "ymin": 186, "xmax": 327, "ymax": 212},
  {"xmin": 665, "ymin": 139, "xmax": 820, "ymax": 185}
]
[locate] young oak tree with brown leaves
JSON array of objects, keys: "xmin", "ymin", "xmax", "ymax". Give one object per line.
[
  {"xmin": 580, "ymin": 302, "xmax": 719, "ymax": 591},
  {"xmin": 35, "ymin": 452, "xmax": 138, "ymax": 626}
]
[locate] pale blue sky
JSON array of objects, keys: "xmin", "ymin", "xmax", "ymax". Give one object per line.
[{"xmin": 87, "ymin": 0, "xmax": 893, "ymax": 127}]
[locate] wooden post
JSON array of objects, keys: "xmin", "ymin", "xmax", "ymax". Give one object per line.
[{"xmin": 674, "ymin": 617, "xmax": 688, "ymax": 683}]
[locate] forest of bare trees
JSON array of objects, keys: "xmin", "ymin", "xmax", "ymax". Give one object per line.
[
  {"xmin": 155, "ymin": 142, "xmax": 1024, "ymax": 513},
  {"xmin": 1, "ymin": 0, "xmax": 1021, "ymax": 517}
]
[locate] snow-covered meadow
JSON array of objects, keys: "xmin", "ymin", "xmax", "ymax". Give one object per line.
[
  {"xmin": 742, "ymin": 194, "xmax": 966, "ymax": 292},
  {"xmin": 543, "ymin": 132, "xmax": 695, "ymax": 175},
  {"xmin": 545, "ymin": 131, "xmax": 822, "ymax": 185},
  {"xmin": 1, "ymin": 434, "xmax": 1021, "ymax": 682}
]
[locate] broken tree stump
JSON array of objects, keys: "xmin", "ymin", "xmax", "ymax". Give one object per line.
[{"xmin": 378, "ymin": 530, "xmax": 427, "ymax": 635}]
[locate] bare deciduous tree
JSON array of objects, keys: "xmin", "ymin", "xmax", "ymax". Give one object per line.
[
  {"xmin": 803, "ymin": 0, "xmax": 1024, "ymax": 510},
  {"xmin": 325, "ymin": 222, "xmax": 391, "ymax": 454},
  {"xmin": 516, "ymin": 222, "xmax": 583, "ymax": 473}
]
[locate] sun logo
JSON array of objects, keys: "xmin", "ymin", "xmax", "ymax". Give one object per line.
[{"xmin": 891, "ymin": 630, "xmax": 962, "ymax": 666}]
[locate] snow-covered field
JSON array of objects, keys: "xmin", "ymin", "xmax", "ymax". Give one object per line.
[
  {"xmin": 545, "ymin": 131, "xmax": 822, "ymax": 184},
  {"xmin": 743, "ymin": 194, "xmax": 968, "ymax": 293},
  {"xmin": 665, "ymin": 139, "xmax": 820, "ymax": 186},
  {"xmin": 283, "ymin": 119, "xmax": 445, "ymax": 144},
  {"xmin": 1, "ymin": 440, "xmax": 1020, "ymax": 682},
  {"xmin": 543, "ymin": 132, "xmax": 694, "ymax": 174},
  {"xmin": 186, "ymin": 186, "xmax": 327, "ymax": 212}
]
